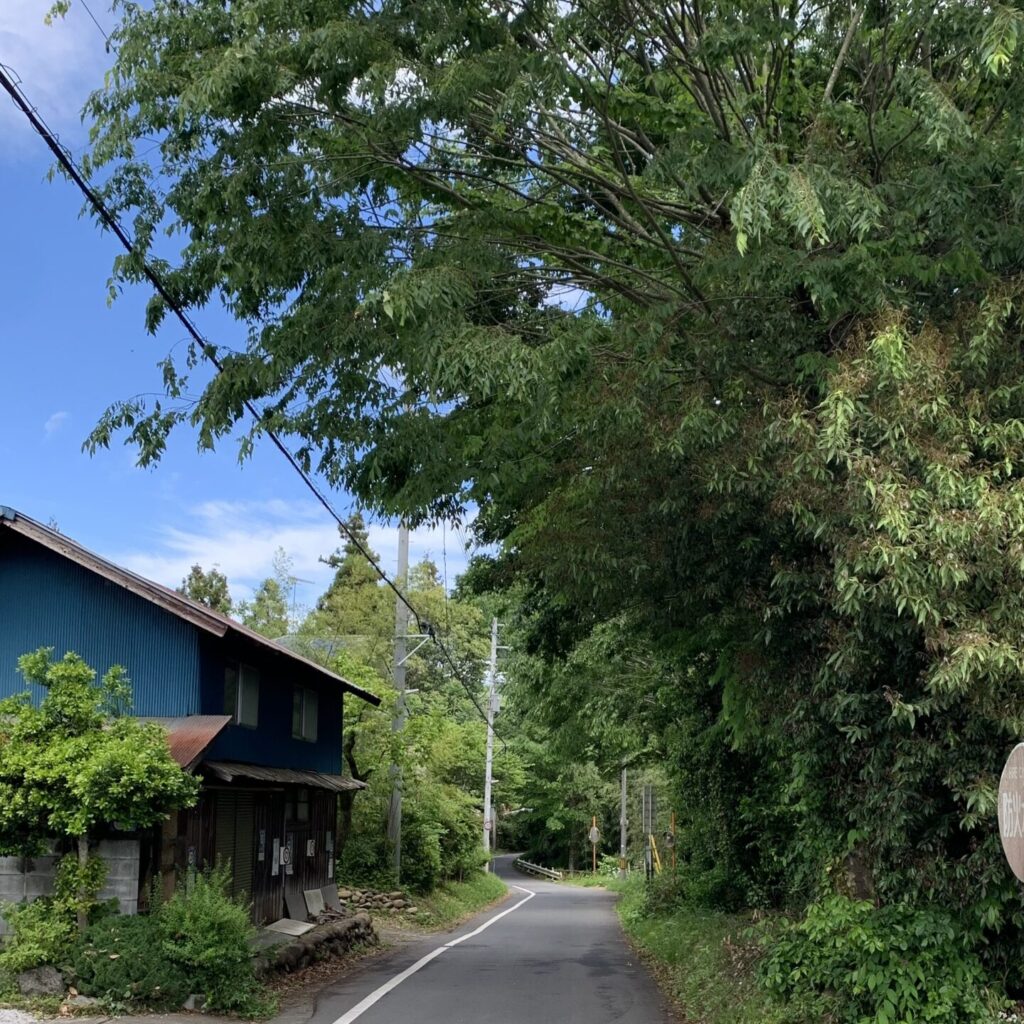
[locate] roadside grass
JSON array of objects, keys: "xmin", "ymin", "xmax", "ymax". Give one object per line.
[
  {"xmin": 559, "ymin": 872, "xmax": 623, "ymax": 889},
  {"xmin": 0, "ymin": 989, "xmax": 65, "ymax": 1016},
  {"xmin": 397, "ymin": 871, "xmax": 508, "ymax": 932},
  {"xmin": 616, "ymin": 879, "xmax": 802, "ymax": 1024}
]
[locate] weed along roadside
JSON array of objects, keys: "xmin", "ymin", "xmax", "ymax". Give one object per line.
[{"xmin": 561, "ymin": 866, "xmax": 1014, "ymax": 1024}]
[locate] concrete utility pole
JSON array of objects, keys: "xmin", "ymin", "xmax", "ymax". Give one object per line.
[
  {"xmin": 642, "ymin": 783, "xmax": 654, "ymax": 879},
  {"xmin": 482, "ymin": 617, "xmax": 499, "ymax": 867},
  {"xmin": 387, "ymin": 522, "xmax": 410, "ymax": 881},
  {"xmin": 619, "ymin": 766, "xmax": 628, "ymax": 879}
]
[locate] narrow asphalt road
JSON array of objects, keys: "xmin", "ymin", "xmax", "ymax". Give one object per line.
[{"xmin": 305, "ymin": 855, "xmax": 671, "ymax": 1024}]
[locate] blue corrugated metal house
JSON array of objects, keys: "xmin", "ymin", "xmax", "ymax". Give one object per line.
[{"xmin": 0, "ymin": 507, "xmax": 380, "ymax": 923}]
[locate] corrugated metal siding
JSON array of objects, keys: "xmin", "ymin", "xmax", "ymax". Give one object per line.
[
  {"xmin": 201, "ymin": 638, "xmax": 344, "ymax": 773},
  {"xmin": 203, "ymin": 761, "xmax": 364, "ymax": 791},
  {"xmin": 0, "ymin": 534, "xmax": 201, "ymax": 715}
]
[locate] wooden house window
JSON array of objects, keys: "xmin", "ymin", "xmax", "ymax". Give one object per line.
[
  {"xmin": 225, "ymin": 663, "xmax": 260, "ymax": 728},
  {"xmin": 288, "ymin": 787, "xmax": 310, "ymax": 823},
  {"xmin": 292, "ymin": 686, "xmax": 318, "ymax": 742}
]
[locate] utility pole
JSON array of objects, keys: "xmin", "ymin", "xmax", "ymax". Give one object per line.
[
  {"xmin": 619, "ymin": 766, "xmax": 628, "ymax": 879},
  {"xmin": 482, "ymin": 617, "xmax": 499, "ymax": 868},
  {"xmin": 386, "ymin": 522, "xmax": 410, "ymax": 881},
  {"xmin": 642, "ymin": 783, "xmax": 654, "ymax": 879}
]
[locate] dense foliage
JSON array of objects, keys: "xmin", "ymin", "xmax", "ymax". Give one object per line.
[
  {"xmin": 73, "ymin": 867, "xmax": 269, "ymax": 1015},
  {"xmin": 68, "ymin": 0, "xmax": 1024, "ymax": 1000},
  {"xmin": 761, "ymin": 896, "xmax": 999, "ymax": 1024}
]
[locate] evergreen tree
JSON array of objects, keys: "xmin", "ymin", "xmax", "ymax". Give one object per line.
[
  {"xmin": 237, "ymin": 548, "xmax": 294, "ymax": 638},
  {"xmin": 177, "ymin": 564, "xmax": 232, "ymax": 614},
  {"xmin": 317, "ymin": 514, "xmax": 379, "ymax": 611}
]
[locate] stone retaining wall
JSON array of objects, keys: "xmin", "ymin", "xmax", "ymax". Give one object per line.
[{"xmin": 257, "ymin": 913, "xmax": 377, "ymax": 975}]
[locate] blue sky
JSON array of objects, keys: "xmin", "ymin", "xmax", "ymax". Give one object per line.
[{"xmin": 0, "ymin": 2, "xmax": 470, "ymax": 611}]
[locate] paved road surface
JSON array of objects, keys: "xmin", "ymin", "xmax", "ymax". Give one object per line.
[{"xmin": 306, "ymin": 854, "xmax": 671, "ymax": 1024}]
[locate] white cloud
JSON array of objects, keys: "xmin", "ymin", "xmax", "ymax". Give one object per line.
[
  {"xmin": 107, "ymin": 498, "xmax": 473, "ymax": 609},
  {"xmin": 43, "ymin": 410, "xmax": 68, "ymax": 436},
  {"xmin": 0, "ymin": 1, "xmax": 110, "ymax": 160}
]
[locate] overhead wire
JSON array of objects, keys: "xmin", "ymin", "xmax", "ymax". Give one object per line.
[
  {"xmin": 0, "ymin": 60, "xmax": 496, "ymax": 732},
  {"xmin": 77, "ymin": 0, "xmax": 112, "ymax": 46}
]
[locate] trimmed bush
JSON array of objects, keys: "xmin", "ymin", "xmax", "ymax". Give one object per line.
[{"xmin": 74, "ymin": 913, "xmax": 189, "ymax": 1010}]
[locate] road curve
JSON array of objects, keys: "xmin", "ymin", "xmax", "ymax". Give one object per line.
[{"xmin": 304, "ymin": 854, "xmax": 672, "ymax": 1024}]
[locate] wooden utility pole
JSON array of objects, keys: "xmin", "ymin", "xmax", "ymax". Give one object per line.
[{"xmin": 386, "ymin": 522, "xmax": 410, "ymax": 881}]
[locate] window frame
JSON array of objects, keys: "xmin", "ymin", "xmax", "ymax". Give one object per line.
[
  {"xmin": 224, "ymin": 661, "xmax": 260, "ymax": 729},
  {"xmin": 291, "ymin": 686, "xmax": 319, "ymax": 742}
]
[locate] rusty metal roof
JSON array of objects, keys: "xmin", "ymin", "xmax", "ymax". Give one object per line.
[
  {"xmin": 0, "ymin": 507, "xmax": 380, "ymax": 707},
  {"xmin": 143, "ymin": 716, "xmax": 233, "ymax": 771},
  {"xmin": 201, "ymin": 760, "xmax": 368, "ymax": 792}
]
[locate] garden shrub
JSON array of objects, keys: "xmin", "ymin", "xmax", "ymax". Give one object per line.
[
  {"xmin": 71, "ymin": 868, "xmax": 272, "ymax": 1015},
  {"xmin": 74, "ymin": 913, "xmax": 189, "ymax": 1010},
  {"xmin": 759, "ymin": 895, "xmax": 1000, "ymax": 1024},
  {"xmin": 159, "ymin": 866, "xmax": 268, "ymax": 1015},
  {"xmin": 0, "ymin": 897, "xmax": 77, "ymax": 974}
]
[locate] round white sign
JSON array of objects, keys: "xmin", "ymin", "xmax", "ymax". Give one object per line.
[
  {"xmin": 998, "ymin": 742, "xmax": 1024, "ymax": 881},
  {"xmin": 589, "ymin": 826, "xmax": 600, "ymax": 845}
]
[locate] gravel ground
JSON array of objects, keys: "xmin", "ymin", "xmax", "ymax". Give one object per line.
[{"xmin": 0, "ymin": 1010, "xmax": 39, "ymax": 1024}]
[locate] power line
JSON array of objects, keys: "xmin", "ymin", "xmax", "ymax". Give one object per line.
[
  {"xmin": 77, "ymin": 0, "xmax": 112, "ymax": 47},
  {"xmin": 0, "ymin": 61, "xmax": 495, "ymax": 730}
]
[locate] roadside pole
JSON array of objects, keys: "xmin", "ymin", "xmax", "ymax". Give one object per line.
[
  {"xmin": 670, "ymin": 811, "xmax": 677, "ymax": 872},
  {"xmin": 619, "ymin": 767, "xmax": 627, "ymax": 878},
  {"xmin": 386, "ymin": 522, "xmax": 410, "ymax": 882},
  {"xmin": 482, "ymin": 617, "xmax": 498, "ymax": 868},
  {"xmin": 642, "ymin": 784, "xmax": 654, "ymax": 879}
]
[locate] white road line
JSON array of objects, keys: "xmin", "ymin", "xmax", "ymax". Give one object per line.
[{"xmin": 331, "ymin": 885, "xmax": 537, "ymax": 1024}]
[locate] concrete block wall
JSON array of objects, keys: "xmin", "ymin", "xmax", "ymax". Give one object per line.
[
  {"xmin": 96, "ymin": 840, "xmax": 140, "ymax": 916},
  {"xmin": 0, "ymin": 839, "xmax": 140, "ymax": 936}
]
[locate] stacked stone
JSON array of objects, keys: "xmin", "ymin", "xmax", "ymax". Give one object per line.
[
  {"xmin": 260, "ymin": 913, "xmax": 378, "ymax": 975},
  {"xmin": 335, "ymin": 888, "xmax": 418, "ymax": 915}
]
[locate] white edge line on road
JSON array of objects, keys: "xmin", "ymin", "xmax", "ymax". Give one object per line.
[{"xmin": 331, "ymin": 885, "xmax": 537, "ymax": 1024}]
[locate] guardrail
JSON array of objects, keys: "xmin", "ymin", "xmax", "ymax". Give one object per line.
[{"xmin": 514, "ymin": 857, "xmax": 564, "ymax": 880}]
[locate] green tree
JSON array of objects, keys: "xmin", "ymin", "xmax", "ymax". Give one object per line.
[
  {"xmin": 69, "ymin": 0, "xmax": 1024, "ymax": 984},
  {"xmin": 178, "ymin": 564, "xmax": 232, "ymax": 614},
  {"xmin": 318, "ymin": 514, "xmax": 380, "ymax": 603},
  {"xmin": 0, "ymin": 649, "xmax": 199, "ymax": 929},
  {"xmin": 237, "ymin": 548, "xmax": 293, "ymax": 638},
  {"xmin": 237, "ymin": 578, "xmax": 289, "ymax": 638}
]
